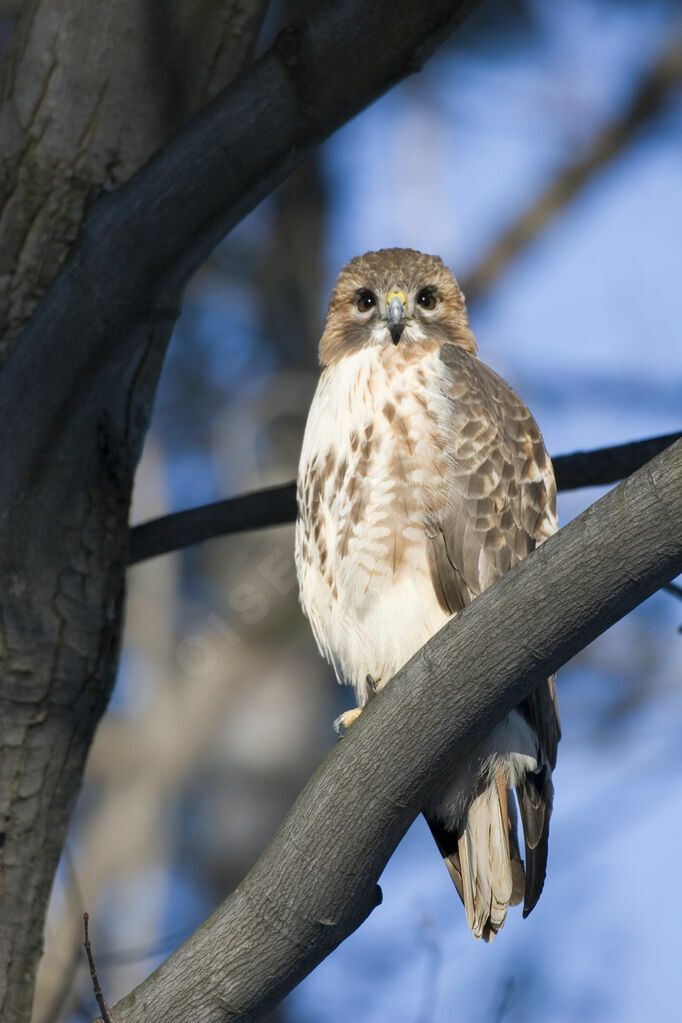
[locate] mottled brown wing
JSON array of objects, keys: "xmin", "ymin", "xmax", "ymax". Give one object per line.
[
  {"xmin": 428, "ymin": 342, "xmax": 561, "ymax": 913},
  {"xmin": 429, "ymin": 344, "xmax": 557, "ymax": 610}
]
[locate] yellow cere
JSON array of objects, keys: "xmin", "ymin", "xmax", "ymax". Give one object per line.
[{"xmin": 386, "ymin": 290, "xmax": 407, "ymax": 308}]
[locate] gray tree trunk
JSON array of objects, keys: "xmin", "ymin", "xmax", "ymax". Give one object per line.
[{"xmin": 0, "ymin": 4, "xmax": 267, "ymax": 1019}]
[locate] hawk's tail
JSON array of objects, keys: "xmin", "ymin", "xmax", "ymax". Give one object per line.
[{"xmin": 426, "ymin": 774, "xmax": 526, "ymax": 942}]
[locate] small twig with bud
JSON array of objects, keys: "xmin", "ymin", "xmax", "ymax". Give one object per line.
[{"xmin": 83, "ymin": 913, "xmax": 115, "ymax": 1023}]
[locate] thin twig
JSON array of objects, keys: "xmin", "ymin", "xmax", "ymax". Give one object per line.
[
  {"xmin": 127, "ymin": 431, "xmax": 681, "ymax": 565},
  {"xmin": 83, "ymin": 913, "xmax": 115, "ymax": 1023}
]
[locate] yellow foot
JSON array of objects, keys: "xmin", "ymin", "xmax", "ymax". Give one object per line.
[{"xmin": 334, "ymin": 707, "xmax": 363, "ymax": 734}]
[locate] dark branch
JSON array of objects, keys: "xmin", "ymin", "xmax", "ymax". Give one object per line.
[
  {"xmin": 83, "ymin": 914, "xmax": 115, "ymax": 1023},
  {"xmin": 551, "ymin": 431, "xmax": 681, "ymax": 491},
  {"xmin": 111, "ymin": 439, "xmax": 682, "ymax": 1023},
  {"xmin": 129, "ymin": 482, "xmax": 297, "ymax": 564},
  {"xmin": 128, "ymin": 431, "xmax": 681, "ymax": 564}
]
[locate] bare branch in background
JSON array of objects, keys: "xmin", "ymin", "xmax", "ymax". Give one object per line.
[
  {"xmin": 461, "ymin": 34, "xmax": 682, "ymax": 303},
  {"xmin": 550, "ymin": 431, "xmax": 682, "ymax": 491},
  {"xmin": 129, "ymin": 481, "xmax": 296, "ymax": 563},
  {"xmin": 127, "ymin": 431, "xmax": 681, "ymax": 564},
  {"xmin": 109, "ymin": 439, "xmax": 682, "ymax": 1023}
]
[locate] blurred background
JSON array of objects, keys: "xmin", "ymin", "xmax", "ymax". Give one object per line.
[{"xmin": 13, "ymin": 0, "xmax": 681, "ymax": 1019}]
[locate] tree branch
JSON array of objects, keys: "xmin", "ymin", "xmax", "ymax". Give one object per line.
[
  {"xmin": 550, "ymin": 431, "xmax": 682, "ymax": 491},
  {"xmin": 127, "ymin": 431, "xmax": 681, "ymax": 564},
  {"xmin": 83, "ymin": 915, "xmax": 115, "ymax": 1023},
  {"xmin": 109, "ymin": 439, "xmax": 682, "ymax": 1023},
  {"xmin": 461, "ymin": 33, "xmax": 682, "ymax": 303},
  {"xmin": 129, "ymin": 482, "xmax": 297, "ymax": 564}
]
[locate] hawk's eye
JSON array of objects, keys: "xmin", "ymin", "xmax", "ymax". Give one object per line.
[
  {"xmin": 417, "ymin": 288, "xmax": 438, "ymax": 311},
  {"xmin": 355, "ymin": 290, "xmax": 376, "ymax": 313}
]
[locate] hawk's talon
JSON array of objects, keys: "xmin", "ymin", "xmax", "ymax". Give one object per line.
[{"xmin": 334, "ymin": 707, "xmax": 363, "ymax": 734}]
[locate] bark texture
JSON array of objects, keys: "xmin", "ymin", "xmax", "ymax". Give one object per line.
[
  {"xmin": 107, "ymin": 440, "xmax": 682, "ymax": 1023},
  {"xmin": 0, "ymin": 0, "xmax": 266, "ymax": 357}
]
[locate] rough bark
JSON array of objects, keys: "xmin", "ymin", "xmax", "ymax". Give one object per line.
[
  {"xmin": 106, "ymin": 438, "xmax": 682, "ymax": 1023},
  {"xmin": 0, "ymin": 2, "xmax": 482, "ymax": 1020},
  {"xmin": 0, "ymin": 0, "xmax": 267, "ymax": 358},
  {"xmin": 0, "ymin": 4, "xmax": 268, "ymax": 1020}
]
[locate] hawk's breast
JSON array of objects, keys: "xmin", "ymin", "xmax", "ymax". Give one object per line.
[{"xmin": 295, "ymin": 344, "xmax": 453, "ymax": 698}]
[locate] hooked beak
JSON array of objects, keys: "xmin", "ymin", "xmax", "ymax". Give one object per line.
[{"xmin": 386, "ymin": 291, "xmax": 407, "ymax": 345}]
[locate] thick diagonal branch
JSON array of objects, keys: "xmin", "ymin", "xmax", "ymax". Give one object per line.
[{"xmin": 107, "ymin": 441, "xmax": 682, "ymax": 1023}]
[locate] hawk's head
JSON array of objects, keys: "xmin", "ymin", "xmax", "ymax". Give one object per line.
[{"xmin": 318, "ymin": 248, "xmax": 476, "ymax": 366}]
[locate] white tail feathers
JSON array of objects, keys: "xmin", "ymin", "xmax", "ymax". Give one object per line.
[{"xmin": 457, "ymin": 783, "xmax": 514, "ymax": 942}]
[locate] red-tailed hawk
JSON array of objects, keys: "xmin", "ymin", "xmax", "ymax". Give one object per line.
[{"xmin": 295, "ymin": 248, "xmax": 560, "ymax": 941}]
